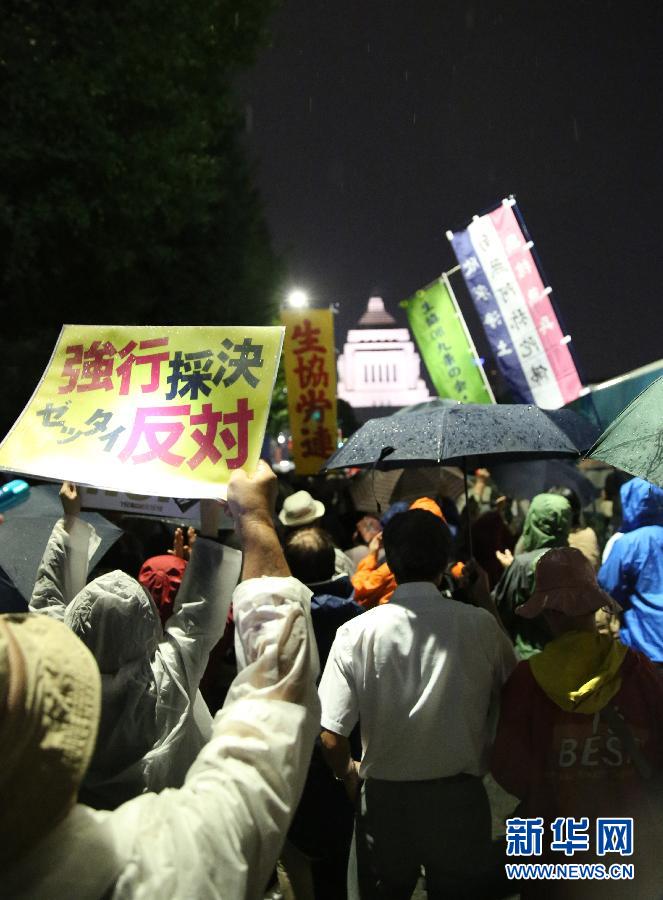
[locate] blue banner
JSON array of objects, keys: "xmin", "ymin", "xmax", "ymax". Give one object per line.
[{"xmin": 449, "ymin": 227, "xmax": 533, "ymax": 403}]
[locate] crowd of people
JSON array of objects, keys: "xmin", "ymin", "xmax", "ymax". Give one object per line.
[{"xmin": 1, "ymin": 460, "xmax": 662, "ymax": 899}]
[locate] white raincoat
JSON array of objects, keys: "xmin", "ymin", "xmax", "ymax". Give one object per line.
[
  {"xmin": 30, "ymin": 516, "xmax": 240, "ymax": 808},
  {"xmin": 5, "ymin": 576, "xmax": 320, "ymax": 899}
]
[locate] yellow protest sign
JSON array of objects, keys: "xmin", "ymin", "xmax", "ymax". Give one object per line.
[
  {"xmin": 281, "ymin": 308, "xmax": 337, "ymax": 475},
  {"xmin": 0, "ymin": 325, "xmax": 283, "ymax": 499}
]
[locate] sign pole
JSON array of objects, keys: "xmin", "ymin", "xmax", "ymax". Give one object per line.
[{"xmin": 442, "ymin": 272, "xmax": 496, "ymax": 403}]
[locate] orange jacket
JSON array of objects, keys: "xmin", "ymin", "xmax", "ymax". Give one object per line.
[{"xmin": 351, "ymin": 497, "xmax": 445, "ymax": 608}]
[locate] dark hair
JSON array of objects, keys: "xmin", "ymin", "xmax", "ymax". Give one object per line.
[
  {"xmin": 547, "ymin": 485, "xmax": 581, "ymax": 527},
  {"xmin": 284, "ymin": 527, "xmax": 336, "ymax": 585},
  {"xmin": 382, "ymin": 510, "xmax": 452, "ymax": 584}
]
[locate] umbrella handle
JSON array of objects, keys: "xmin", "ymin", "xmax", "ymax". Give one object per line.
[
  {"xmin": 463, "ymin": 457, "xmax": 474, "ymax": 559},
  {"xmin": 372, "ymin": 447, "xmax": 395, "ymax": 515}
]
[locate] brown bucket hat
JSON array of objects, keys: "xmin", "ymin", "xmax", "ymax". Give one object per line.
[{"xmin": 517, "ymin": 547, "xmax": 621, "ymax": 620}]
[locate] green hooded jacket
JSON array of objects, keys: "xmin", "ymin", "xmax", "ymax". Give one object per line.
[{"xmin": 493, "ymin": 494, "xmax": 572, "ymax": 658}]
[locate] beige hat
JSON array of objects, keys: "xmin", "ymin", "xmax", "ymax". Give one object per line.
[
  {"xmin": 0, "ymin": 614, "xmax": 101, "ymax": 867},
  {"xmin": 517, "ymin": 547, "xmax": 621, "ymax": 620},
  {"xmin": 279, "ymin": 490, "xmax": 325, "ymax": 527}
]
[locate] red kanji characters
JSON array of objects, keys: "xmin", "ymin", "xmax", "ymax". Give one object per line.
[
  {"xmin": 118, "ymin": 400, "xmax": 255, "ymax": 471},
  {"xmin": 293, "ymin": 354, "xmax": 329, "ymax": 389},
  {"xmin": 295, "ymin": 388, "xmax": 332, "ymax": 422},
  {"xmin": 117, "ymin": 338, "xmax": 170, "ymax": 395},
  {"xmin": 187, "ymin": 403, "xmax": 223, "ymax": 469},
  {"xmin": 77, "ymin": 341, "xmax": 117, "ymax": 392},
  {"xmin": 187, "ymin": 399, "xmax": 254, "ymax": 470},
  {"xmin": 219, "ymin": 397, "xmax": 254, "ymax": 469},
  {"xmin": 292, "ymin": 320, "xmax": 325, "ymax": 355},
  {"xmin": 119, "ymin": 405, "xmax": 190, "ymax": 467},
  {"xmin": 58, "ymin": 345, "xmax": 84, "ymax": 394},
  {"xmin": 300, "ymin": 423, "xmax": 335, "ymax": 459}
]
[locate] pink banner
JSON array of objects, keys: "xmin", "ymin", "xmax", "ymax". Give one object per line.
[{"xmin": 489, "ymin": 203, "xmax": 582, "ymax": 405}]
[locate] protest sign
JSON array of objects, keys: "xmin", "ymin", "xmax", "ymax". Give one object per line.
[
  {"xmin": 402, "ymin": 275, "xmax": 494, "ymax": 404},
  {"xmin": 281, "ymin": 308, "xmax": 338, "ymax": 475},
  {"xmin": 79, "ymin": 487, "xmax": 233, "ymax": 527},
  {"xmin": 0, "ymin": 325, "xmax": 283, "ymax": 498}
]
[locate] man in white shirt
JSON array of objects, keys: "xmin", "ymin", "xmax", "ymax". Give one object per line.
[{"xmin": 319, "ymin": 508, "xmax": 516, "ymax": 899}]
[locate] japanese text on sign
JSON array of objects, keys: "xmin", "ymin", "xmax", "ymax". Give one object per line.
[
  {"xmin": 281, "ymin": 309, "xmax": 338, "ymax": 475},
  {"xmin": 0, "ymin": 325, "xmax": 283, "ymax": 499}
]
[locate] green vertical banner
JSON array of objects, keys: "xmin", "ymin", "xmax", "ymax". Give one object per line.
[{"xmin": 402, "ymin": 275, "xmax": 494, "ymax": 404}]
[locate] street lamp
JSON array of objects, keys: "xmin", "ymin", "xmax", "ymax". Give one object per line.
[{"xmin": 286, "ymin": 288, "xmax": 309, "ymax": 309}]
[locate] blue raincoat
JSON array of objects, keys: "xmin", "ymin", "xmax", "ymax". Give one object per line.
[{"xmin": 598, "ymin": 478, "xmax": 663, "ymax": 662}]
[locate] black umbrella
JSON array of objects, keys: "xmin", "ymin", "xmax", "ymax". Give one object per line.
[
  {"xmin": 490, "ymin": 459, "xmax": 598, "ymax": 507},
  {"xmin": 0, "ymin": 484, "xmax": 122, "ymax": 601},
  {"xmin": 322, "ymin": 403, "xmax": 587, "ymax": 556},
  {"xmin": 323, "ymin": 404, "xmax": 583, "ymax": 472},
  {"xmin": 541, "ymin": 408, "xmax": 601, "ymax": 454}
]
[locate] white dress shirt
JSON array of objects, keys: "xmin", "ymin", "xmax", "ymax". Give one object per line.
[{"xmin": 319, "ymin": 581, "xmax": 516, "ymax": 781}]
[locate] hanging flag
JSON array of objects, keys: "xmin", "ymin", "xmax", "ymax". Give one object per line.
[
  {"xmin": 281, "ymin": 308, "xmax": 338, "ymax": 475},
  {"xmin": 447, "ymin": 198, "xmax": 583, "ymax": 408},
  {"xmin": 401, "ymin": 275, "xmax": 494, "ymax": 404}
]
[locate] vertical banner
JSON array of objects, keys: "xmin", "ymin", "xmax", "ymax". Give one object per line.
[
  {"xmin": 0, "ymin": 325, "xmax": 283, "ymax": 498},
  {"xmin": 401, "ymin": 275, "xmax": 494, "ymax": 403},
  {"xmin": 281, "ymin": 308, "xmax": 338, "ymax": 475},
  {"xmin": 447, "ymin": 198, "xmax": 583, "ymax": 408}
]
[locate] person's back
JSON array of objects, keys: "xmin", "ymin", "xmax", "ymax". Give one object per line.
[
  {"xmin": 330, "ymin": 586, "xmax": 510, "ymax": 781},
  {"xmin": 492, "ymin": 547, "xmax": 663, "ymax": 897},
  {"xmin": 493, "ymin": 493, "xmax": 572, "ymax": 657},
  {"xmin": 350, "ymin": 497, "xmax": 445, "ymax": 608},
  {"xmin": 598, "ymin": 477, "xmax": 663, "ymax": 663},
  {"xmin": 320, "ymin": 509, "xmax": 516, "ymax": 898},
  {"xmin": 283, "ymin": 526, "xmax": 361, "ymax": 900},
  {"xmin": 284, "ymin": 526, "xmax": 361, "ymax": 673},
  {"xmin": 29, "ymin": 484, "xmax": 239, "ymax": 808}
]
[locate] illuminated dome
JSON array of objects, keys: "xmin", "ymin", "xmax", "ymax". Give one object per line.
[{"xmin": 337, "ymin": 297, "xmax": 430, "ymax": 409}]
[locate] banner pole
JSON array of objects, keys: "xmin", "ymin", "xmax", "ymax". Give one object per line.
[
  {"xmin": 399, "ymin": 267, "xmax": 460, "ymax": 306},
  {"xmin": 442, "ymin": 272, "xmax": 496, "ymax": 403},
  {"xmin": 509, "ymin": 198, "xmax": 601, "ymax": 425}
]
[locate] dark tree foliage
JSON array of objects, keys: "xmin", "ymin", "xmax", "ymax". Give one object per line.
[{"xmin": 0, "ymin": 1, "xmax": 282, "ymax": 432}]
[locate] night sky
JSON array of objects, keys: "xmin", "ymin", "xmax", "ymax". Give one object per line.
[{"xmin": 241, "ymin": 0, "xmax": 662, "ymax": 384}]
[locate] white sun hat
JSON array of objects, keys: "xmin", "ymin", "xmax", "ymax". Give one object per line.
[{"xmin": 279, "ymin": 491, "xmax": 326, "ymax": 527}]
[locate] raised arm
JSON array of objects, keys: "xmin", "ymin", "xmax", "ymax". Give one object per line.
[
  {"xmin": 113, "ymin": 462, "xmax": 321, "ymax": 899},
  {"xmin": 162, "ymin": 499, "xmax": 241, "ymax": 689},
  {"xmin": 30, "ymin": 482, "xmax": 98, "ymax": 619},
  {"xmin": 228, "ymin": 462, "xmax": 290, "ymax": 581}
]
